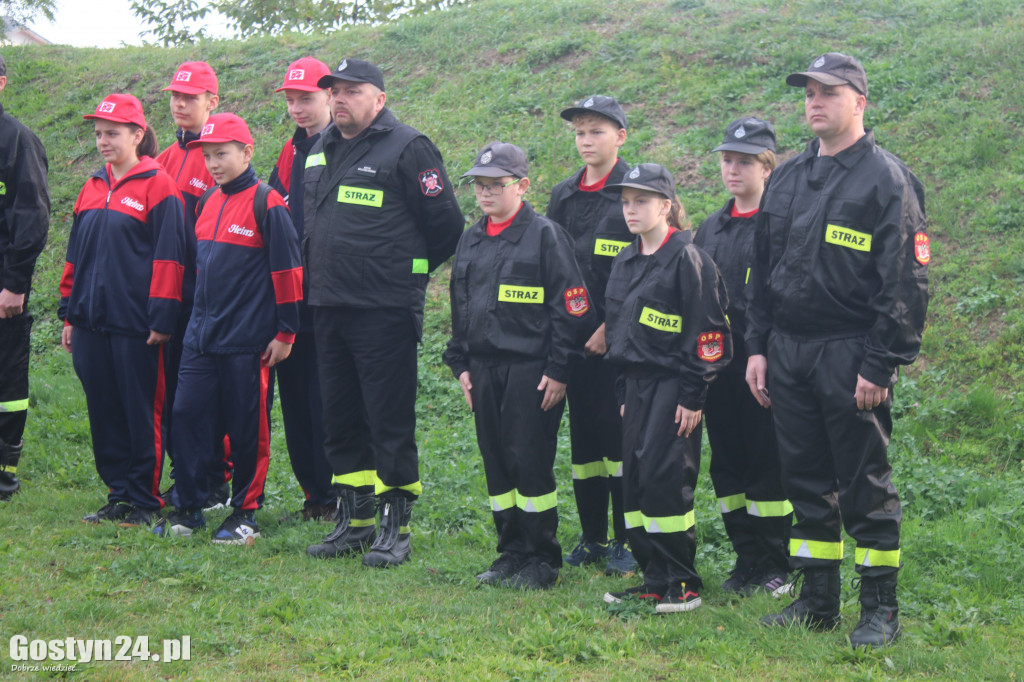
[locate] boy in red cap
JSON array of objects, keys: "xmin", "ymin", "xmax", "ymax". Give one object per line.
[
  {"xmin": 155, "ymin": 61, "xmax": 230, "ymax": 510},
  {"xmin": 267, "ymin": 57, "xmax": 335, "ymax": 520},
  {"xmin": 154, "ymin": 113, "xmax": 303, "ymax": 543}
]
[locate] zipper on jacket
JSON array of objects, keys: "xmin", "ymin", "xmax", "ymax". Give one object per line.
[{"xmin": 197, "ymin": 196, "xmax": 229, "ymax": 352}]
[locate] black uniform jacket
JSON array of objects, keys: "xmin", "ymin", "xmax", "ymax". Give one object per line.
[
  {"xmin": 604, "ymin": 229, "xmax": 733, "ymax": 411},
  {"xmin": 0, "ymin": 104, "xmax": 49, "ymax": 297},
  {"xmin": 546, "ymin": 158, "xmax": 633, "ymax": 323},
  {"xmin": 693, "ymin": 198, "xmax": 755, "ymax": 374},
  {"xmin": 442, "ymin": 201, "xmax": 597, "ymax": 384},
  {"xmin": 302, "ymin": 108, "xmax": 464, "ymax": 321},
  {"xmin": 745, "ymin": 131, "xmax": 929, "ymax": 388}
]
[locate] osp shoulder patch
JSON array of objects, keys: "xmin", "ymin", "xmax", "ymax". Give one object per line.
[
  {"xmin": 698, "ymin": 331, "xmax": 725, "ymax": 362},
  {"xmin": 564, "ymin": 287, "xmax": 590, "ymax": 317},
  {"xmin": 418, "ymin": 169, "xmax": 443, "ymax": 196},
  {"xmin": 914, "ymin": 232, "xmax": 931, "ymax": 265}
]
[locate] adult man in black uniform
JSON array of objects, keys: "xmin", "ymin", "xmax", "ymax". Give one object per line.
[
  {"xmin": 303, "ymin": 58, "xmax": 464, "ymax": 567},
  {"xmin": 0, "ymin": 54, "xmax": 50, "ymax": 501},
  {"xmin": 745, "ymin": 53, "xmax": 929, "ymax": 648}
]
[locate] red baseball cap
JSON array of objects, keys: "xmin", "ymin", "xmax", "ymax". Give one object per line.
[
  {"xmin": 186, "ymin": 113, "xmax": 255, "ymax": 149},
  {"xmin": 275, "ymin": 57, "xmax": 331, "ymax": 93},
  {"xmin": 83, "ymin": 93, "xmax": 147, "ymax": 129},
  {"xmin": 162, "ymin": 61, "xmax": 219, "ymax": 95}
]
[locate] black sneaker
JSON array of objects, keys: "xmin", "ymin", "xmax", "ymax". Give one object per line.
[
  {"xmin": 476, "ymin": 553, "xmax": 526, "ymax": 585},
  {"xmin": 603, "ymin": 584, "xmax": 663, "ymax": 604},
  {"xmin": 505, "ymin": 557, "xmax": 559, "ymax": 590},
  {"xmin": 211, "ymin": 509, "xmax": 260, "ymax": 545},
  {"xmin": 118, "ymin": 507, "xmax": 159, "ymax": 527},
  {"xmin": 656, "ymin": 583, "xmax": 702, "ymax": 613},
  {"xmin": 744, "ymin": 569, "xmax": 791, "ymax": 598},
  {"xmin": 564, "ymin": 539, "xmax": 609, "ymax": 567},
  {"xmin": 152, "ymin": 509, "xmax": 207, "ymax": 537},
  {"xmin": 721, "ymin": 561, "xmax": 758, "ymax": 594},
  {"xmin": 159, "ymin": 484, "xmax": 178, "ymax": 509},
  {"xmin": 204, "ymin": 481, "xmax": 231, "ymax": 511},
  {"xmin": 604, "ymin": 539, "xmax": 637, "ymax": 576},
  {"xmin": 82, "ymin": 501, "xmax": 132, "ymax": 524}
]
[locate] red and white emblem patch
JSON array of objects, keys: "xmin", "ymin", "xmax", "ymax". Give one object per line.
[
  {"xmin": 914, "ymin": 232, "xmax": 931, "ymax": 265},
  {"xmin": 698, "ymin": 331, "xmax": 725, "ymax": 362},
  {"xmin": 564, "ymin": 287, "xmax": 590, "ymax": 317},
  {"xmin": 418, "ymin": 169, "xmax": 443, "ymax": 196}
]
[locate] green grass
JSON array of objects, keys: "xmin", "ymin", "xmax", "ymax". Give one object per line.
[{"xmin": 3, "ymin": 0, "xmax": 1024, "ymax": 678}]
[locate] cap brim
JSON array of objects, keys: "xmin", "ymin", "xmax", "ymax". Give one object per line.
[
  {"xmin": 83, "ymin": 113, "xmax": 144, "ymax": 128},
  {"xmin": 712, "ymin": 141, "xmax": 772, "ymax": 154},
  {"xmin": 603, "ymin": 182, "xmax": 669, "ymax": 198},
  {"xmin": 559, "ymin": 106, "xmax": 624, "ymax": 127},
  {"xmin": 162, "ymin": 84, "xmax": 211, "ymax": 94},
  {"xmin": 462, "ymin": 166, "xmax": 516, "ymax": 178},
  {"xmin": 275, "ymin": 83, "xmax": 324, "ymax": 93},
  {"xmin": 317, "ymin": 74, "xmax": 368, "ymax": 88},
  {"xmin": 185, "ymin": 136, "xmax": 250, "ymax": 149},
  {"xmin": 785, "ymin": 71, "xmax": 849, "ymax": 88}
]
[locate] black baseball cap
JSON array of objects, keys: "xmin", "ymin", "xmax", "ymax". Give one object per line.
[
  {"xmin": 560, "ymin": 95, "xmax": 627, "ymax": 130},
  {"xmin": 712, "ymin": 117, "xmax": 777, "ymax": 155},
  {"xmin": 604, "ymin": 163, "xmax": 676, "ymax": 199},
  {"xmin": 786, "ymin": 52, "xmax": 867, "ymax": 96},
  {"xmin": 318, "ymin": 58, "xmax": 385, "ymax": 92},
  {"xmin": 462, "ymin": 142, "xmax": 529, "ymax": 179}
]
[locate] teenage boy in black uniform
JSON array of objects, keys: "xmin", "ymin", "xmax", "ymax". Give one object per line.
[
  {"xmin": 0, "ymin": 54, "xmax": 50, "ymax": 500},
  {"xmin": 304, "ymin": 58, "xmax": 464, "ymax": 567},
  {"xmin": 746, "ymin": 53, "xmax": 929, "ymax": 648},
  {"xmin": 546, "ymin": 95, "xmax": 636, "ymax": 575},
  {"xmin": 693, "ymin": 117, "xmax": 791, "ymax": 595},
  {"xmin": 444, "ymin": 142, "xmax": 596, "ymax": 589}
]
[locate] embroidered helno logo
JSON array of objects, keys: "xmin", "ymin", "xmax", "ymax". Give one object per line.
[
  {"xmin": 584, "ymin": 97, "xmax": 595, "ymax": 107},
  {"xmin": 98, "ymin": 102, "xmax": 116, "ymax": 113},
  {"xmin": 813, "ymin": 56, "xmax": 826, "ymax": 68},
  {"xmin": 734, "ymin": 125, "xmax": 746, "ymax": 139},
  {"xmin": 338, "ymin": 59, "xmax": 348, "ymax": 71},
  {"xmin": 629, "ymin": 168, "xmax": 640, "ymax": 179},
  {"xmin": 288, "ymin": 69, "xmax": 305, "ymax": 81},
  {"xmin": 175, "ymin": 71, "xmax": 192, "ymax": 82},
  {"xmin": 481, "ymin": 151, "xmax": 492, "ymax": 164},
  {"xmin": 202, "ymin": 123, "xmax": 215, "ymax": 136}
]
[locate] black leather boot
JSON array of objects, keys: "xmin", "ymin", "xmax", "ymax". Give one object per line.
[
  {"xmin": 761, "ymin": 566, "xmax": 841, "ymax": 631},
  {"xmin": 306, "ymin": 488, "xmax": 377, "ymax": 558},
  {"xmin": 0, "ymin": 441, "xmax": 23, "ymax": 501},
  {"xmin": 849, "ymin": 573, "xmax": 901, "ymax": 649},
  {"xmin": 362, "ymin": 496, "xmax": 413, "ymax": 568}
]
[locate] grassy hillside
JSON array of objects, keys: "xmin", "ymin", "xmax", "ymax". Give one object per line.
[{"xmin": 2, "ymin": 0, "xmax": 1023, "ymax": 679}]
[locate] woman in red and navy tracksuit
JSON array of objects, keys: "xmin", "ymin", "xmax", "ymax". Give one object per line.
[{"xmin": 59, "ymin": 93, "xmax": 186, "ymax": 526}]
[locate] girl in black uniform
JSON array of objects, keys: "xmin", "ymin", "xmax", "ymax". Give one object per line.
[
  {"xmin": 600, "ymin": 163, "xmax": 731, "ymax": 613},
  {"xmin": 693, "ymin": 117, "xmax": 792, "ymax": 595}
]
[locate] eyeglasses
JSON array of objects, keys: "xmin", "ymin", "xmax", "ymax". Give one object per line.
[{"xmin": 473, "ymin": 179, "xmax": 519, "ymax": 196}]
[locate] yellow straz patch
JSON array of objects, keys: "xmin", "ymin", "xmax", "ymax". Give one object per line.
[
  {"xmin": 825, "ymin": 225, "xmax": 871, "ymax": 251},
  {"xmin": 594, "ymin": 239, "xmax": 631, "ymax": 256},
  {"xmin": 337, "ymin": 186, "xmax": 384, "ymax": 207},
  {"xmin": 639, "ymin": 306, "xmax": 681, "ymax": 333},
  {"xmin": 498, "ymin": 285, "xmax": 544, "ymax": 303}
]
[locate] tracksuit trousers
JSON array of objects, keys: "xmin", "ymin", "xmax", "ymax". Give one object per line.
[
  {"xmin": 768, "ymin": 331, "xmax": 902, "ymax": 577},
  {"xmin": 470, "ymin": 357, "xmax": 563, "ymax": 566},
  {"xmin": 71, "ymin": 327, "xmax": 165, "ymax": 510},
  {"xmin": 621, "ymin": 375, "xmax": 702, "ymax": 590}
]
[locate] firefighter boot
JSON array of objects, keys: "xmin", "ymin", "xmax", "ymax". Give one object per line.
[
  {"xmin": 362, "ymin": 496, "xmax": 413, "ymax": 568},
  {"xmin": 849, "ymin": 573, "xmax": 901, "ymax": 649},
  {"xmin": 0, "ymin": 440, "xmax": 23, "ymax": 501},
  {"xmin": 306, "ymin": 488, "xmax": 377, "ymax": 558},
  {"xmin": 761, "ymin": 566, "xmax": 841, "ymax": 631}
]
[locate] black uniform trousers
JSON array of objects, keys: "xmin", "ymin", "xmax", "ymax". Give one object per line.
[
  {"xmin": 704, "ymin": 369, "xmax": 791, "ymax": 574},
  {"xmin": 0, "ymin": 309, "xmax": 32, "ymax": 447},
  {"xmin": 471, "ymin": 357, "xmax": 563, "ymax": 566},
  {"xmin": 270, "ymin": 329, "xmax": 333, "ymax": 506},
  {"xmin": 313, "ymin": 306, "xmax": 421, "ymax": 498},
  {"xmin": 566, "ymin": 355, "xmax": 625, "ymax": 544},
  {"xmin": 71, "ymin": 327, "xmax": 165, "ymax": 510},
  {"xmin": 768, "ymin": 332, "xmax": 902, "ymax": 577},
  {"xmin": 621, "ymin": 375, "xmax": 702, "ymax": 590},
  {"xmin": 172, "ymin": 348, "xmax": 270, "ymax": 511}
]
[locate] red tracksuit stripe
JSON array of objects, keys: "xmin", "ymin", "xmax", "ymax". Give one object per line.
[
  {"xmin": 152, "ymin": 345, "xmax": 166, "ymax": 506},
  {"xmin": 150, "ymin": 260, "xmax": 185, "ymax": 301},
  {"xmin": 60, "ymin": 262, "xmax": 74, "ymax": 297},
  {"xmin": 242, "ymin": 363, "xmax": 271, "ymax": 510},
  {"xmin": 271, "ymin": 267, "xmax": 303, "ymax": 304}
]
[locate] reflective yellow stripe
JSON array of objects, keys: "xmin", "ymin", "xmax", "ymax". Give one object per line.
[
  {"xmin": 0, "ymin": 181, "xmax": 8, "ymax": 195},
  {"xmin": 305, "ymin": 153, "xmax": 325, "ymax": 169},
  {"xmin": 0, "ymin": 398, "xmax": 29, "ymax": 413},
  {"xmin": 517, "ymin": 490, "xmax": 557, "ymax": 513},
  {"xmin": 624, "ymin": 510, "xmax": 643, "ymax": 529},
  {"xmin": 719, "ymin": 493, "xmax": 747, "ymax": 514},
  {"xmin": 825, "ymin": 224, "xmax": 872, "ymax": 252},
  {"xmin": 605, "ymin": 458, "xmax": 622, "ymax": 478},
  {"xmin": 337, "ymin": 185, "xmax": 384, "ymax": 207},
  {"xmin": 572, "ymin": 461, "xmax": 607, "ymax": 480},
  {"xmin": 331, "ymin": 470, "xmax": 376, "ymax": 488},
  {"xmin": 642, "ymin": 510, "xmax": 695, "ymax": 533},
  {"xmin": 790, "ymin": 538, "xmax": 844, "ymax": 560},
  {"xmin": 747, "ymin": 499, "xmax": 794, "ymax": 517},
  {"xmin": 593, "ymin": 238, "xmax": 631, "ymax": 256},
  {"xmin": 745, "ymin": 267, "xmax": 750, "ymax": 285},
  {"xmin": 490, "ymin": 490, "xmax": 516, "ymax": 512},
  {"xmin": 855, "ymin": 547, "xmax": 901, "ymax": 568},
  {"xmin": 412, "ymin": 258, "xmax": 428, "ymax": 274},
  {"xmin": 398, "ymin": 525, "xmax": 411, "ymax": 534},
  {"xmin": 639, "ymin": 306, "xmax": 681, "ymax": 333},
  {"xmin": 375, "ymin": 476, "xmax": 423, "ymax": 497},
  {"xmin": 498, "ymin": 285, "xmax": 544, "ymax": 304},
  {"xmin": 0, "ymin": 464, "xmax": 15, "ymax": 473},
  {"xmin": 350, "ymin": 518, "xmax": 375, "ymax": 528}
]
